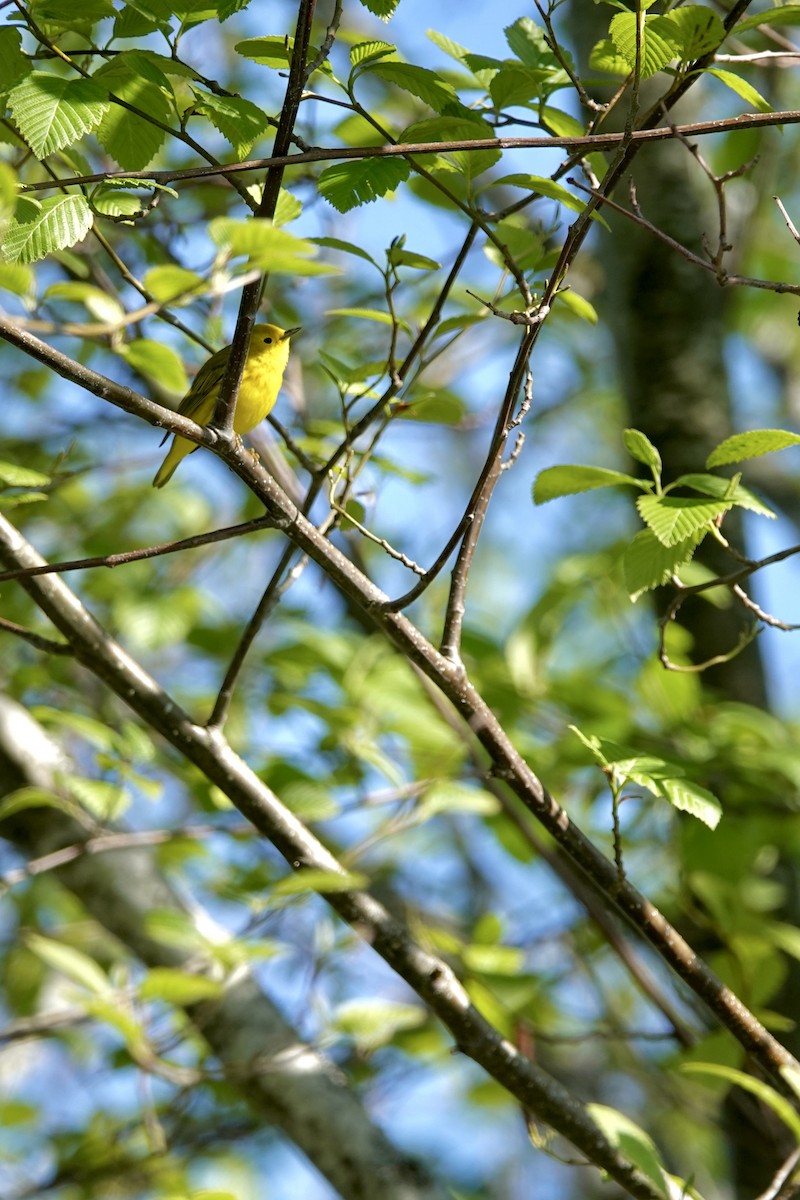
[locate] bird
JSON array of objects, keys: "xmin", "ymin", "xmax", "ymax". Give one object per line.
[{"xmin": 152, "ymin": 322, "xmax": 300, "ymax": 488}]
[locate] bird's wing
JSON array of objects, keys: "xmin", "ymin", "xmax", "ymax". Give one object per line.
[{"xmin": 176, "ymin": 347, "xmax": 229, "ymax": 422}]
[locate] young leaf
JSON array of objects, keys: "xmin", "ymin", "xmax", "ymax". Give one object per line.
[
  {"xmin": 2, "ymin": 194, "xmax": 93, "ymax": 263},
  {"xmin": 706, "ymin": 428, "xmax": 800, "ymax": 467},
  {"xmin": 310, "ymin": 236, "xmax": 379, "ymax": 267},
  {"xmin": 623, "ymin": 428, "xmax": 661, "ymax": 474},
  {"xmin": 636, "ymin": 493, "xmax": 731, "ymax": 546},
  {"xmin": 120, "ymin": 339, "xmax": 188, "ymax": 394},
  {"xmin": 623, "ymin": 528, "xmax": 700, "ymax": 602},
  {"xmin": 317, "ymin": 158, "xmax": 410, "ymax": 213},
  {"xmin": 0, "ymin": 27, "xmax": 31, "ymax": 92},
  {"xmin": 190, "ymin": 91, "xmax": 270, "ymax": 159},
  {"xmin": 586, "ymin": 1105, "xmax": 671, "ymax": 1198},
  {"xmin": 142, "ymin": 265, "xmax": 204, "ymax": 304},
  {"xmin": 8, "ymin": 74, "xmax": 109, "ymax": 158},
  {"xmin": 26, "ymin": 933, "xmax": 110, "ymax": 996},
  {"xmin": 609, "ymin": 13, "xmax": 677, "ymax": 78},
  {"xmin": 704, "ymin": 68, "xmax": 773, "ymax": 114},
  {"xmin": 235, "ymin": 37, "xmax": 292, "ymax": 67},
  {"xmin": 367, "ymin": 62, "xmax": 459, "ymax": 113},
  {"xmin": 660, "ymin": 6, "xmax": 724, "ymax": 59},
  {"xmin": 210, "ymin": 219, "xmax": 337, "ymax": 274},
  {"xmin": 682, "ymin": 1064, "xmax": 800, "ymax": 1142},
  {"xmin": 357, "ymin": 0, "xmax": 400, "ymax": 21},
  {"xmin": 674, "ymin": 472, "xmax": 775, "ymax": 519},
  {"xmin": 660, "ymin": 778, "xmax": 722, "ymax": 830},
  {"xmin": 533, "ymin": 464, "xmax": 644, "ymax": 503},
  {"xmin": 734, "ymin": 5, "xmax": 800, "ymax": 35},
  {"xmin": 93, "ymin": 55, "xmax": 174, "ymax": 169},
  {"xmin": 350, "ymin": 40, "xmax": 396, "ymax": 69},
  {"xmin": 554, "ymin": 289, "xmax": 598, "ymax": 324}
]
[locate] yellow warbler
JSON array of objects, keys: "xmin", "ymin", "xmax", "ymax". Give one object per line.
[{"xmin": 152, "ymin": 323, "xmax": 300, "ymax": 488}]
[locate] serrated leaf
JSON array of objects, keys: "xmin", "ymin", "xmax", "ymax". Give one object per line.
[
  {"xmin": 8, "ymin": 74, "xmax": 109, "ymax": 157},
  {"xmin": 2, "ymin": 194, "xmax": 92, "ymax": 263},
  {"xmin": 317, "ymin": 157, "xmax": 410, "ymax": 213},
  {"xmin": 706, "ymin": 428, "xmax": 800, "ymax": 467},
  {"xmin": 660, "ymin": 778, "xmax": 722, "ymax": 829},
  {"xmin": 610, "ymin": 12, "xmax": 676, "ymax": 79},
  {"xmin": 589, "ymin": 38, "xmax": 630, "ymax": 77},
  {"xmin": 704, "ymin": 68, "xmax": 773, "ymax": 114},
  {"xmin": 403, "ymin": 115, "xmax": 501, "ymax": 180},
  {"xmin": 210, "ymin": 219, "xmax": 337, "ymax": 274},
  {"xmin": 368, "ymin": 61, "xmax": 458, "ymax": 114},
  {"xmin": 623, "ymin": 528, "xmax": 699, "ymax": 601},
  {"xmin": 0, "ymin": 460, "xmax": 50, "ymax": 486},
  {"xmin": 533, "ymin": 464, "xmax": 643, "ymax": 503},
  {"xmin": 674, "ymin": 472, "xmax": 776, "ymax": 518},
  {"xmin": 26, "ymin": 933, "xmax": 110, "ymax": 996},
  {"xmin": 94, "ymin": 56, "xmax": 173, "ymax": 169},
  {"xmin": 273, "ymin": 188, "xmax": 302, "ymax": 226},
  {"xmin": 120, "ymin": 339, "xmax": 188, "ymax": 393},
  {"xmin": 636, "ymin": 493, "xmax": 731, "ymax": 546},
  {"xmin": 350, "ymin": 40, "xmax": 396, "ymax": 68},
  {"xmin": 624, "ymin": 428, "xmax": 661, "ymax": 473},
  {"xmin": 660, "ymin": 6, "xmax": 724, "ymax": 59},
  {"xmin": 89, "ymin": 186, "xmax": 146, "ymax": 218},
  {"xmin": 426, "ymin": 28, "xmax": 470, "ymax": 65},
  {"xmin": 191, "ymin": 91, "xmax": 270, "ymax": 159},
  {"xmin": 504, "ymin": 17, "xmax": 560, "ymax": 71},
  {"xmin": 32, "ymin": 0, "xmax": 115, "ymax": 24},
  {"xmin": 0, "ymin": 27, "xmax": 31, "ymax": 92},
  {"xmin": 142, "ymin": 265, "xmax": 204, "ymax": 304},
  {"xmin": 357, "ymin": 0, "xmax": 399, "ymax": 21},
  {"xmin": 490, "ymin": 64, "xmax": 547, "ymax": 110}
]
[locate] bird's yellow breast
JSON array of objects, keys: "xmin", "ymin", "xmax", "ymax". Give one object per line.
[{"xmin": 234, "ymin": 324, "xmax": 292, "ymax": 434}]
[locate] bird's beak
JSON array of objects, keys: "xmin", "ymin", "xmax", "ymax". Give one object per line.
[{"xmin": 282, "ymin": 326, "xmax": 302, "ymax": 340}]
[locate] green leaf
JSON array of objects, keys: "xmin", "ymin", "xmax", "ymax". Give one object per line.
[
  {"xmin": 554, "ymin": 289, "xmax": 598, "ymax": 323},
  {"xmin": 673, "ymin": 472, "xmax": 776, "ymax": 519},
  {"xmin": 0, "ymin": 27, "xmax": 31, "ymax": 93},
  {"xmin": 0, "ymin": 262, "xmax": 34, "ymax": 299},
  {"xmin": 273, "ymin": 188, "xmax": 302, "ymax": 226},
  {"xmin": 624, "ymin": 428, "xmax": 661, "ymax": 474},
  {"xmin": 417, "ymin": 781, "xmax": 499, "ymax": 817},
  {"xmin": 403, "ymin": 115, "xmax": 501, "ymax": 180},
  {"xmin": 704, "ymin": 68, "xmax": 773, "ymax": 114},
  {"xmin": 326, "ymin": 307, "xmax": 395, "ymax": 325},
  {"xmin": 26, "ymin": 933, "xmax": 110, "ymax": 996},
  {"xmin": 490, "ymin": 64, "xmax": 546, "ymax": 110},
  {"xmin": 484, "ymin": 174, "xmax": 603, "ymax": 223},
  {"xmin": 504, "ymin": 17, "xmax": 565, "ymax": 73},
  {"xmin": 190, "ymin": 91, "xmax": 270, "ymax": 159},
  {"xmin": 660, "ymin": 778, "xmax": 722, "ymax": 829},
  {"xmin": 333, "ymin": 999, "xmax": 424, "ymax": 1049},
  {"xmin": 533, "ymin": 464, "xmax": 644, "ymax": 503},
  {"xmin": 660, "ymin": 6, "xmax": 724, "ymax": 59},
  {"xmin": 609, "ymin": 12, "xmax": 677, "ymax": 79},
  {"xmin": 210, "ymin": 219, "xmax": 337, "ymax": 274},
  {"xmin": 142, "ymin": 265, "xmax": 204, "ymax": 304},
  {"xmin": 0, "ymin": 460, "xmax": 50, "ymax": 486},
  {"xmin": 317, "ymin": 157, "xmax": 410, "ymax": 213},
  {"xmin": 31, "ymin": 0, "xmax": 115, "ymax": 25},
  {"xmin": 589, "ymin": 38, "xmax": 631, "ymax": 77},
  {"xmin": 623, "ymin": 528, "xmax": 700, "ymax": 601},
  {"xmin": 540, "ymin": 106, "xmax": 586, "ymax": 138},
  {"xmin": 357, "ymin": 0, "xmax": 400, "ymax": 21},
  {"xmin": 0, "ymin": 786, "xmax": 74, "ymax": 819},
  {"xmin": 45, "ymin": 281, "xmax": 125, "ymax": 324},
  {"xmin": 636, "ymin": 493, "xmax": 731, "ymax": 546},
  {"xmin": 120, "ymin": 339, "xmax": 188, "ymax": 394},
  {"xmin": 426, "ymin": 28, "xmax": 470, "ymax": 65},
  {"xmin": 94, "ymin": 55, "xmax": 174, "ymax": 169},
  {"xmin": 368, "ymin": 61, "xmax": 459, "ymax": 114},
  {"xmin": 350, "ymin": 40, "xmax": 396, "ymax": 68},
  {"xmin": 586, "ymin": 1105, "xmax": 670, "ymax": 1198},
  {"xmin": 2, "ymin": 194, "xmax": 93, "ymax": 263},
  {"xmin": 681, "ymin": 1064, "xmax": 800, "ymax": 1141},
  {"xmin": 8, "ymin": 74, "xmax": 109, "ymax": 158},
  {"xmin": 234, "ymin": 37, "xmax": 292, "ymax": 68},
  {"xmin": 310, "ymin": 236, "xmax": 378, "ymax": 266},
  {"xmin": 734, "ymin": 5, "xmax": 800, "ymax": 34},
  {"xmin": 389, "ymin": 247, "xmax": 440, "ymax": 270},
  {"xmin": 271, "ymin": 869, "xmax": 368, "ymax": 896},
  {"xmin": 138, "ymin": 968, "xmax": 222, "ymax": 1004},
  {"xmin": 706, "ymin": 428, "xmax": 800, "ymax": 467}
]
